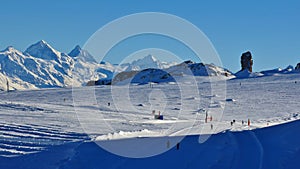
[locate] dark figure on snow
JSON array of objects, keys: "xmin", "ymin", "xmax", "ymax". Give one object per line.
[{"xmin": 176, "ymin": 143, "xmax": 180, "ymax": 150}]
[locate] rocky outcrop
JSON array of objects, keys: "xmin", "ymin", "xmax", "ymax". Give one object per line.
[
  {"xmin": 296, "ymin": 63, "xmax": 300, "ymax": 70},
  {"xmin": 241, "ymin": 51, "xmax": 253, "ymax": 72}
]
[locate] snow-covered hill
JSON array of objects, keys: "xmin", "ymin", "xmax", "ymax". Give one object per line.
[
  {"xmin": 234, "ymin": 65, "xmax": 298, "ymax": 79},
  {"xmin": 260, "ymin": 65, "xmax": 295, "ymax": 76},
  {"xmin": 111, "ymin": 60, "xmax": 234, "ymax": 85},
  {"xmin": 166, "ymin": 60, "xmax": 233, "ymax": 77},
  {"xmin": 235, "ymin": 69, "xmax": 264, "ymax": 78}
]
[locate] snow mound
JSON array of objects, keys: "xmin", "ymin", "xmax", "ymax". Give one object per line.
[
  {"xmin": 235, "ymin": 69, "xmax": 264, "ymax": 78},
  {"xmin": 94, "ymin": 129, "xmax": 160, "ymax": 140},
  {"xmin": 166, "ymin": 61, "xmax": 234, "ymax": 77},
  {"xmin": 260, "ymin": 65, "xmax": 294, "ymax": 76}
]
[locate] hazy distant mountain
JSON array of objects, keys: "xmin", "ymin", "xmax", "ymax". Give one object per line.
[
  {"xmin": 121, "ymin": 54, "xmax": 176, "ymax": 72},
  {"xmin": 68, "ymin": 45, "xmax": 97, "ymax": 63}
]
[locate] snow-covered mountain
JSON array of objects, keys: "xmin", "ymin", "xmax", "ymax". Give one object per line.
[
  {"xmin": 1, "ymin": 40, "xmax": 299, "ymax": 89},
  {"xmin": 0, "ymin": 43, "xmax": 74, "ymax": 90},
  {"xmin": 67, "ymin": 45, "xmax": 109, "ymax": 85},
  {"xmin": 69, "ymin": 45, "xmax": 96, "ymax": 63},
  {"xmin": 121, "ymin": 54, "xmax": 176, "ymax": 71},
  {"xmin": 0, "ymin": 40, "xmax": 100, "ymax": 90}
]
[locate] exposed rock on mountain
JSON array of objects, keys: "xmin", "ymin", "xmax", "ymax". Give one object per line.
[
  {"xmin": 296, "ymin": 63, "xmax": 300, "ymax": 70},
  {"xmin": 241, "ymin": 51, "xmax": 253, "ymax": 72}
]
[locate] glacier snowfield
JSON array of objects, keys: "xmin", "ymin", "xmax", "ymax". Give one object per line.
[{"xmin": 0, "ymin": 74, "xmax": 300, "ymax": 168}]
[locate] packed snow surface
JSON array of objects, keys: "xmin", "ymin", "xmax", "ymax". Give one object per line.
[{"xmin": 0, "ymin": 73, "xmax": 300, "ymax": 168}]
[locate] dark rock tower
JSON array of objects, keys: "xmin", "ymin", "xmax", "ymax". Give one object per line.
[
  {"xmin": 296, "ymin": 63, "xmax": 300, "ymax": 70},
  {"xmin": 241, "ymin": 51, "xmax": 253, "ymax": 72}
]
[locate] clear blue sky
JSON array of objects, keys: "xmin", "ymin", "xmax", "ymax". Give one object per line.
[{"xmin": 0, "ymin": 0, "xmax": 299, "ymax": 72}]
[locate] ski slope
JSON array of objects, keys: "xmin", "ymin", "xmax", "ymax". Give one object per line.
[{"xmin": 0, "ymin": 73, "xmax": 299, "ymax": 168}]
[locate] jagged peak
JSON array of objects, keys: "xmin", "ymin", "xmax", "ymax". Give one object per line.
[
  {"xmin": 130, "ymin": 54, "xmax": 159, "ymax": 65},
  {"xmin": 74, "ymin": 45, "xmax": 81, "ymax": 50},
  {"xmin": 24, "ymin": 40, "xmax": 61, "ymax": 61},
  {"xmin": 1, "ymin": 46, "xmax": 15, "ymax": 52},
  {"xmin": 68, "ymin": 45, "xmax": 97, "ymax": 63},
  {"xmin": 143, "ymin": 54, "xmax": 158, "ymax": 62},
  {"xmin": 0, "ymin": 46, "xmax": 23, "ymax": 55},
  {"xmin": 68, "ymin": 45, "xmax": 82, "ymax": 57},
  {"xmin": 39, "ymin": 39, "xmax": 47, "ymax": 44},
  {"xmin": 27, "ymin": 40, "xmax": 53, "ymax": 50},
  {"xmin": 24, "ymin": 40, "xmax": 57, "ymax": 55}
]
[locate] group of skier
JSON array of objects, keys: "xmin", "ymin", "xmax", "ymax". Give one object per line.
[{"xmin": 205, "ymin": 110, "xmax": 251, "ymax": 129}]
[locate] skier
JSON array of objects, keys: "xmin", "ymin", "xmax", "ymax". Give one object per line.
[
  {"xmin": 108, "ymin": 102, "xmax": 111, "ymax": 106},
  {"xmin": 248, "ymin": 119, "xmax": 250, "ymax": 126},
  {"xmin": 176, "ymin": 143, "xmax": 180, "ymax": 150},
  {"xmin": 211, "ymin": 124, "xmax": 213, "ymax": 130},
  {"xmin": 6, "ymin": 78, "xmax": 9, "ymax": 92},
  {"xmin": 167, "ymin": 140, "xmax": 170, "ymax": 148}
]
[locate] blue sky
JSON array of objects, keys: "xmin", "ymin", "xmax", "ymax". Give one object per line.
[{"xmin": 0, "ymin": 0, "xmax": 299, "ymax": 72}]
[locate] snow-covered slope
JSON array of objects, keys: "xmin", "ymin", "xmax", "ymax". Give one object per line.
[
  {"xmin": 234, "ymin": 65, "xmax": 297, "ymax": 79},
  {"xmin": 0, "ymin": 73, "xmax": 299, "ymax": 168},
  {"xmin": 167, "ymin": 60, "xmax": 234, "ymax": 77},
  {"xmin": 235, "ymin": 69, "xmax": 264, "ymax": 78},
  {"xmin": 260, "ymin": 65, "xmax": 294, "ymax": 76},
  {"xmin": 5, "ymin": 120, "xmax": 299, "ymax": 169}
]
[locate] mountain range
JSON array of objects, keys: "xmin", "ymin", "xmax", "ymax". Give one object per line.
[{"xmin": 0, "ymin": 40, "xmax": 299, "ymax": 90}]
